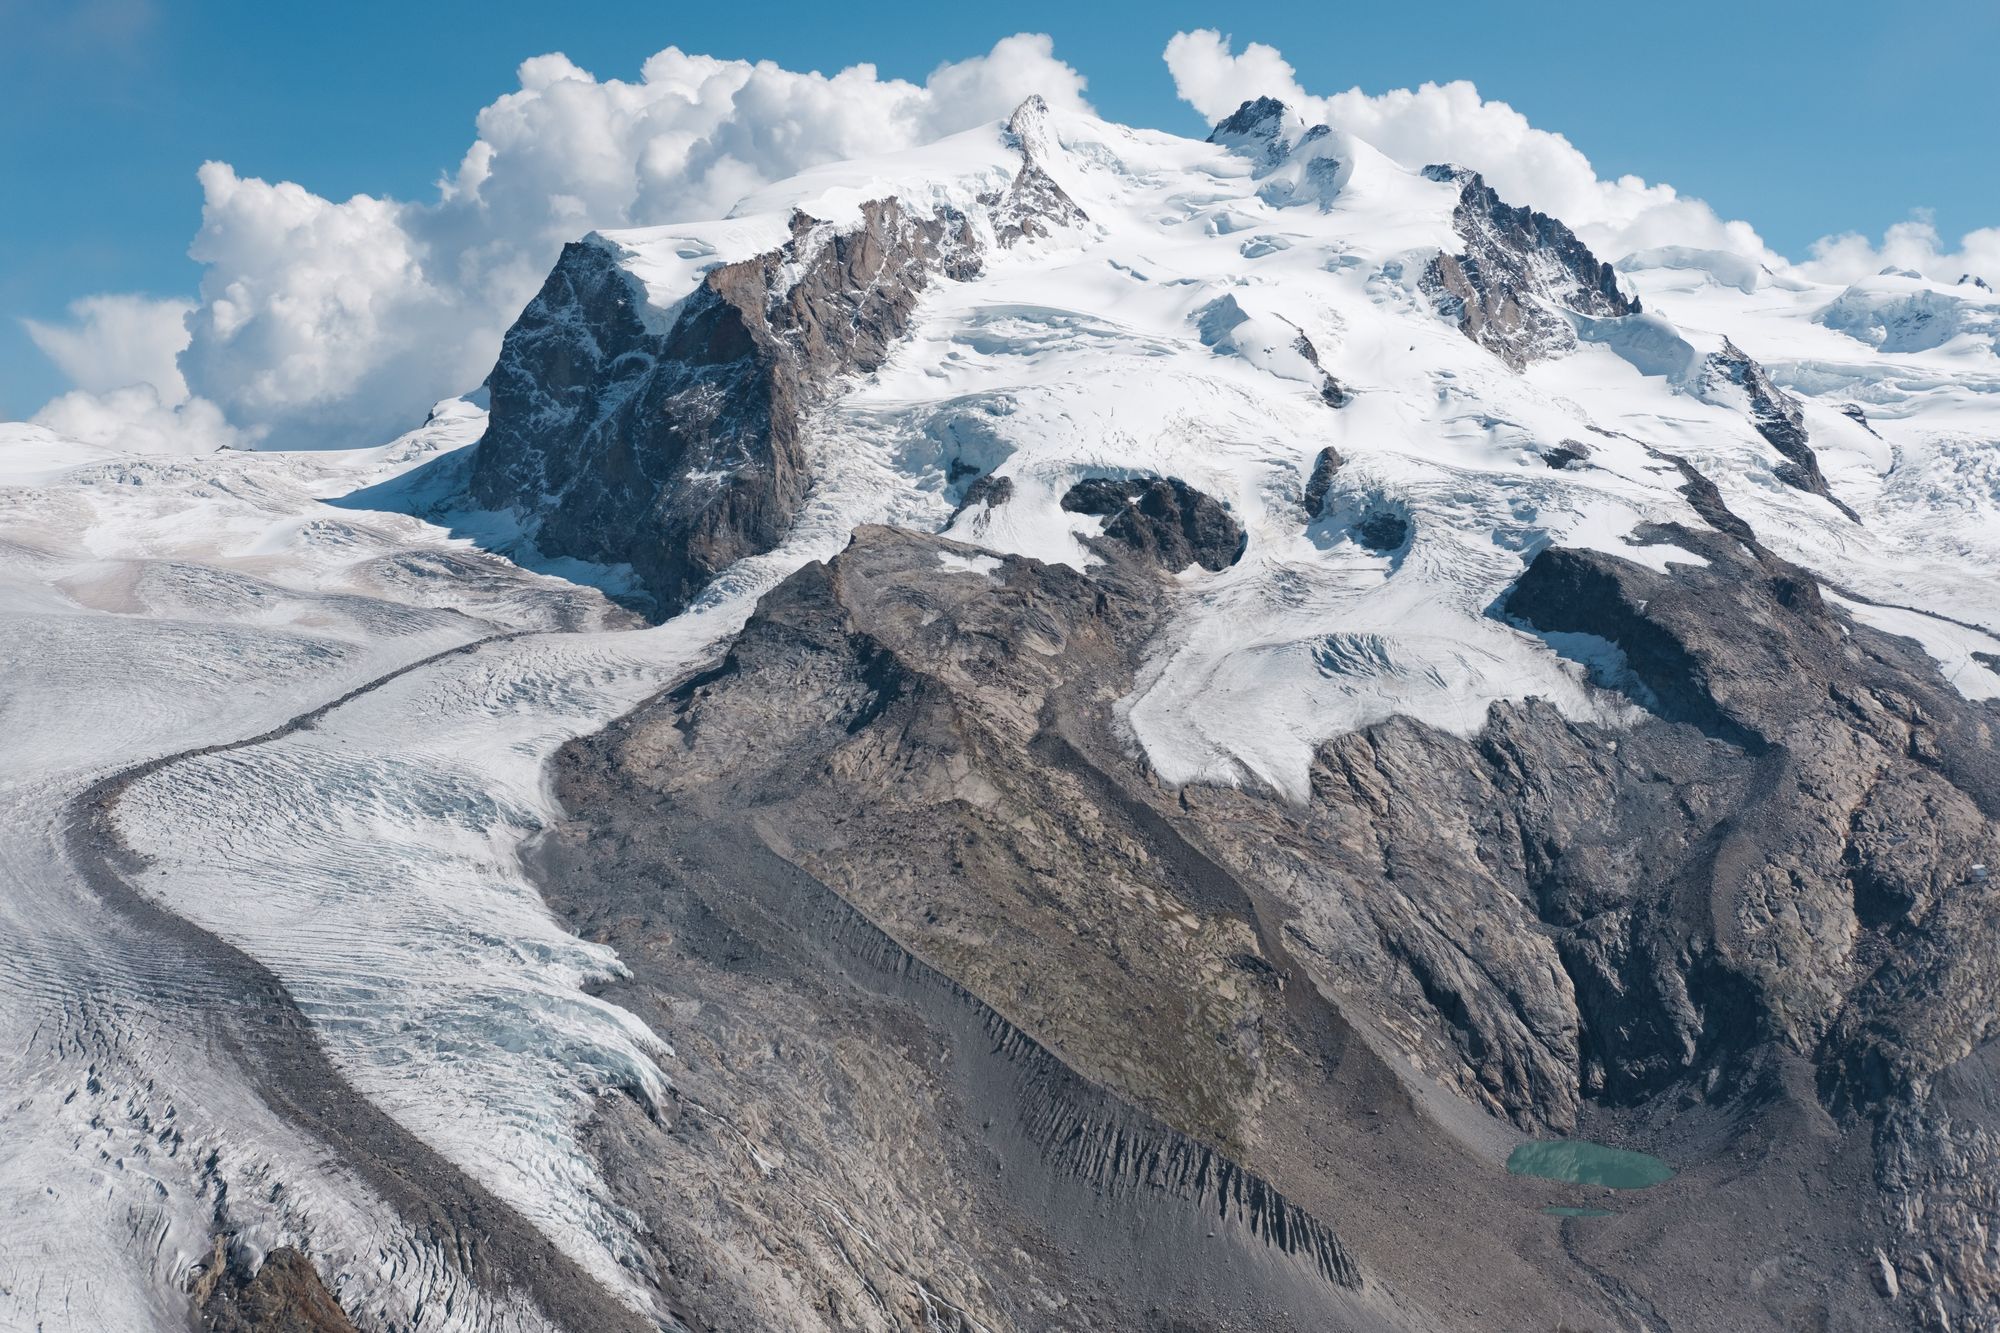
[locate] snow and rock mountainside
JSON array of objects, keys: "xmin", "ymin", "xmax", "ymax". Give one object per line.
[{"xmin": 5, "ymin": 91, "xmax": 2000, "ymax": 1333}]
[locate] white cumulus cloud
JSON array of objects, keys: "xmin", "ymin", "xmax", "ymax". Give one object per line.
[
  {"xmin": 33, "ymin": 384, "xmax": 240, "ymax": 455},
  {"xmin": 1163, "ymin": 29, "xmax": 1771, "ymax": 266},
  {"xmin": 23, "ymin": 294, "xmax": 194, "ymax": 401},
  {"xmin": 37, "ymin": 34, "xmax": 1090, "ymax": 452},
  {"xmin": 1797, "ymin": 212, "xmax": 2000, "ymax": 288}
]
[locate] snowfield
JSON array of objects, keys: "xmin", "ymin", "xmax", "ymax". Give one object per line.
[{"xmin": 3, "ymin": 95, "xmax": 1998, "ymax": 1331}]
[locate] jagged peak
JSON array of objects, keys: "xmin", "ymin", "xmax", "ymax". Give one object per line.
[
  {"xmin": 995, "ymin": 94, "xmax": 1087, "ymax": 243},
  {"xmin": 1206, "ymin": 96, "xmax": 1327, "ymax": 167},
  {"xmin": 1005, "ymin": 94, "xmax": 1059, "ymax": 164},
  {"xmin": 1208, "ymin": 95, "xmax": 1290, "ymax": 141},
  {"xmin": 1419, "ymin": 162, "xmax": 1640, "ymax": 368},
  {"xmin": 1007, "ymin": 93, "xmax": 1050, "ymax": 134}
]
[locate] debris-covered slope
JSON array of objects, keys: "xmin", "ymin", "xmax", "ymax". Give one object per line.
[{"xmin": 536, "ymin": 458, "xmax": 1997, "ymax": 1329}]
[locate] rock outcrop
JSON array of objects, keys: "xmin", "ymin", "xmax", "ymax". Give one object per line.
[
  {"xmin": 192, "ymin": 1243, "xmax": 357, "ymax": 1333},
  {"xmin": 1302, "ymin": 445, "xmax": 1344, "ymax": 517},
  {"xmin": 1206, "ymin": 96, "xmax": 1306, "ymax": 161},
  {"xmin": 1060, "ymin": 475, "xmax": 1246, "ymax": 572},
  {"xmin": 468, "ymin": 201, "xmax": 980, "ymax": 616},
  {"xmin": 1701, "ymin": 337, "xmax": 1860, "ymax": 519},
  {"xmin": 1421, "ymin": 165, "xmax": 1640, "ymax": 367}
]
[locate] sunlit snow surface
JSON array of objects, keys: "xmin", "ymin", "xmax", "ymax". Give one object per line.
[
  {"xmin": 4, "ymin": 102, "xmax": 2000, "ymax": 1332},
  {"xmin": 0, "ymin": 407, "xmax": 584, "ymax": 1332},
  {"xmin": 751, "ymin": 108, "xmax": 1999, "ymax": 797}
]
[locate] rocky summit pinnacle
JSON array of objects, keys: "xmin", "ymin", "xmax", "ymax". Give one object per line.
[
  {"xmin": 1208, "ymin": 94, "xmax": 1290, "ymax": 142},
  {"xmin": 1421, "ymin": 163, "xmax": 1641, "ymax": 367}
]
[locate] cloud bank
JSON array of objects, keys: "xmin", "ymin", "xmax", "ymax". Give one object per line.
[
  {"xmin": 1796, "ymin": 213, "xmax": 2000, "ymax": 287},
  {"xmin": 1163, "ymin": 30, "xmax": 2000, "ymax": 293},
  {"xmin": 31, "ymin": 34, "xmax": 1089, "ymax": 451},
  {"xmin": 21, "ymin": 30, "xmax": 1999, "ymax": 454},
  {"xmin": 1163, "ymin": 29, "xmax": 1770, "ymax": 263},
  {"xmin": 24, "ymin": 294, "xmax": 193, "ymax": 401}
]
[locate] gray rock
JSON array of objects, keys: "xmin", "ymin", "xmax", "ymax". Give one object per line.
[
  {"xmin": 1541, "ymin": 440, "xmax": 1592, "ymax": 469},
  {"xmin": 1289, "ymin": 326, "xmax": 1354, "ymax": 407},
  {"xmin": 1841, "ymin": 402, "xmax": 1882, "ymax": 437},
  {"xmin": 1302, "ymin": 446, "xmax": 1344, "ymax": 518},
  {"xmin": 1420, "ymin": 165, "xmax": 1639, "ymax": 368},
  {"xmin": 1060, "ymin": 475, "xmax": 1246, "ymax": 572},
  {"xmin": 1874, "ymin": 1247, "xmax": 1901, "ymax": 1300},
  {"xmin": 1352, "ymin": 509, "xmax": 1410, "ymax": 553},
  {"xmin": 1701, "ymin": 338, "xmax": 1861, "ymax": 521}
]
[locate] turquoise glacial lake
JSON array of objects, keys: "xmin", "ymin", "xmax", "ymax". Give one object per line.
[{"xmin": 1507, "ymin": 1139, "xmax": 1673, "ymax": 1190}]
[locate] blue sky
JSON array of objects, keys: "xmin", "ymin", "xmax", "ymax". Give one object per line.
[{"xmin": 4, "ymin": 0, "xmax": 1996, "ymax": 421}]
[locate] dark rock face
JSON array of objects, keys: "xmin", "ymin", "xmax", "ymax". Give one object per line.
[
  {"xmin": 1302, "ymin": 446, "xmax": 1344, "ymax": 517},
  {"xmin": 192, "ymin": 1243, "xmax": 357, "ymax": 1333},
  {"xmin": 1206, "ymin": 97, "xmax": 1307, "ymax": 167},
  {"xmin": 1420, "ymin": 165, "xmax": 1640, "ymax": 367},
  {"xmin": 1060, "ymin": 475, "xmax": 1246, "ymax": 572},
  {"xmin": 469, "ymin": 200, "xmax": 979, "ymax": 615},
  {"xmin": 1702, "ymin": 338, "xmax": 1861, "ymax": 520},
  {"xmin": 470, "ymin": 103, "xmax": 1086, "ymax": 617},
  {"xmin": 1492, "ymin": 494, "xmax": 2000, "ymax": 1099},
  {"xmin": 1541, "ymin": 439, "xmax": 1591, "ymax": 469},
  {"xmin": 1290, "ymin": 328, "xmax": 1354, "ymax": 406},
  {"xmin": 1841, "ymin": 402, "xmax": 1880, "ymax": 436},
  {"xmin": 953, "ymin": 470, "xmax": 1014, "ymax": 518},
  {"xmin": 1352, "ymin": 509, "xmax": 1410, "ymax": 552},
  {"xmin": 1208, "ymin": 96, "xmax": 1290, "ymax": 145}
]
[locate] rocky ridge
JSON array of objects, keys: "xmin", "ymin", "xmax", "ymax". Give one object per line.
[
  {"xmin": 529, "ymin": 442, "xmax": 2000, "ymax": 1328},
  {"xmin": 469, "ymin": 99, "xmax": 1086, "ymax": 617},
  {"xmin": 1420, "ymin": 164, "xmax": 1641, "ymax": 367}
]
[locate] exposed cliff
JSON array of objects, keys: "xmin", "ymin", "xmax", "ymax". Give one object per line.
[{"xmin": 1421, "ymin": 164, "xmax": 1640, "ymax": 367}]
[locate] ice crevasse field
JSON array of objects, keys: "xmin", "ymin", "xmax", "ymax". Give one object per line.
[{"xmin": 2, "ymin": 96, "xmax": 1998, "ymax": 1329}]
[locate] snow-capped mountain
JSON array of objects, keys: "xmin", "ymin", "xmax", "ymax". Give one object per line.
[
  {"xmin": 5, "ymin": 90, "xmax": 2000, "ymax": 1333},
  {"xmin": 468, "ymin": 92, "xmax": 1997, "ymax": 792}
]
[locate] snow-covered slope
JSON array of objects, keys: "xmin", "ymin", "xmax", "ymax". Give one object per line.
[
  {"xmin": 474, "ymin": 94, "xmax": 2000, "ymax": 798},
  {"xmin": 4, "ymin": 89, "xmax": 1999, "ymax": 1333}
]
